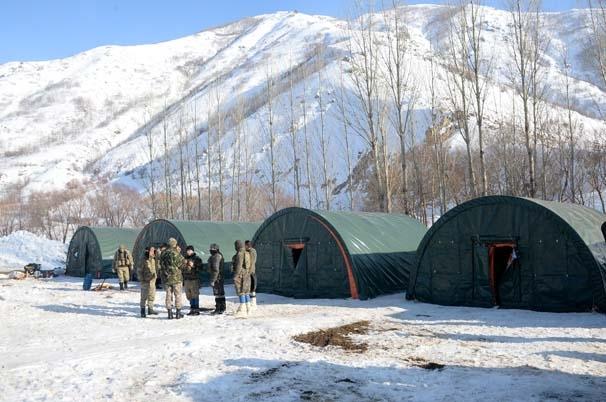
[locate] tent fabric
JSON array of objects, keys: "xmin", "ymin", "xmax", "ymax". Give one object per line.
[
  {"xmin": 132, "ymin": 219, "xmax": 260, "ymax": 282},
  {"xmin": 66, "ymin": 226, "xmax": 140, "ymax": 277},
  {"xmin": 407, "ymin": 196, "xmax": 606, "ymax": 312},
  {"xmin": 252, "ymin": 207, "xmax": 428, "ymax": 300}
]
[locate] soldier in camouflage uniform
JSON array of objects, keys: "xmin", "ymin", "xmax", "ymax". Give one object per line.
[
  {"xmin": 155, "ymin": 243, "xmax": 167, "ymax": 289},
  {"xmin": 208, "ymin": 243, "xmax": 226, "ymax": 315},
  {"xmin": 137, "ymin": 246, "xmax": 159, "ymax": 318},
  {"xmin": 245, "ymin": 240, "xmax": 257, "ymax": 311},
  {"xmin": 160, "ymin": 238, "xmax": 185, "ymax": 319},
  {"xmin": 112, "ymin": 244, "xmax": 133, "ymax": 291},
  {"xmin": 231, "ymin": 240, "xmax": 251, "ymax": 318},
  {"xmin": 183, "ymin": 245, "xmax": 203, "ymax": 316}
]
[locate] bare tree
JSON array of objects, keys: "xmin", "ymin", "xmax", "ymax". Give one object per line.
[
  {"xmin": 508, "ymin": 0, "xmax": 544, "ymax": 197},
  {"xmin": 192, "ymin": 101, "xmax": 203, "ymax": 219},
  {"xmin": 211, "ymin": 85, "xmax": 226, "ymax": 221},
  {"xmin": 588, "ymin": 0, "xmax": 606, "ymax": 89},
  {"xmin": 287, "ymin": 52, "xmax": 302, "ymax": 206},
  {"xmin": 465, "ymin": 0, "xmax": 493, "ymax": 196},
  {"xmin": 161, "ymin": 101, "xmax": 174, "ymax": 218},
  {"xmin": 444, "ymin": 2, "xmax": 477, "ymax": 198},
  {"xmin": 381, "ymin": 0, "xmax": 416, "ymax": 213},
  {"xmin": 301, "ymin": 69, "xmax": 315, "ymax": 209},
  {"xmin": 346, "ymin": 1, "xmax": 389, "ymax": 211},
  {"xmin": 315, "ymin": 45, "xmax": 332, "ymax": 210},
  {"xmin": 142, "ymin": 106, "xmax": 157, "ymax": 218},
  {"xmin": 336, "ymin": 59, "xmax": 355, "ymax": 210},
  {"xmin": 177, "ymin": 110, "xmax": 187, "ymax": 219},
  {"xmin": 264, "ymin": 62, "xmax": 279, "ymax": 213},
  {"xmin": 206, "ymin": 94, "xmax": 213, "ymax": 220}
]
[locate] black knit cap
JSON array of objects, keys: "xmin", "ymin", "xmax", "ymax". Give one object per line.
[{"xmin": 186, "ymin": 245, "xmax": 195, "ymax": 252}]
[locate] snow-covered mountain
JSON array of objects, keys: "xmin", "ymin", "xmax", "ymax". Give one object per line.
[{"xmin": 1, "ymin": 5, "xmax": 604, "ymax": 202}]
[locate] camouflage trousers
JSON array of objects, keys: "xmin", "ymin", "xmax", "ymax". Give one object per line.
[
  {"xmin": 233, "ymin": 271, "xmax": 251, "ymax": 296},
  {"xmin": 116, "ymin": 266, "xmax": 130, "ymax": 283},
  {"xmin": 140, "ymin": 279, "xmax": 156, "ymax": 308},
  {"xmin": 165, "ymin": 283, "xmax": 183, "ymax": 310},
  {"xmin": 184, "ymin": 279, "xmax": 200, "ymax": 301},
  {"xmin": 250, "ymin": 272, "xmax": 257, "ymax": 293}
]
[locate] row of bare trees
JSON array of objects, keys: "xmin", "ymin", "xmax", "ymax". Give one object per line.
[
  {"xmin": 339, "ymin": 0, "xmax": 606, "ymax": 221},
  {"xmin": 0, "ymin": 180, "xmax": 146, "ymax": 241}
]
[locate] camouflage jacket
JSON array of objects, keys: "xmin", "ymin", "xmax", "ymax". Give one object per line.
[
  {"xmin": 247, "ymin": 247, "xmax": 257, "ymax": 274},
  {"xmin": 208, "ymin": 252, "xmax": 224, "ymax": 284},
  {"xmin": 137, "ymin": 257, "xmax": 157, "ymax": 282},
  {"xmin": 160, "ymin": 248, "xmax": 185, "ymax": 286},
  {"xmin": 183, "ymin": 253, "xmax": 203, "ymax": 281},
  {"xmin": 112, "ymin": 248, "xmax": 133, "ymax": 270},
  {"xmin": 231, "ymin": 249, "xmax": 250, "ymax": 277}
]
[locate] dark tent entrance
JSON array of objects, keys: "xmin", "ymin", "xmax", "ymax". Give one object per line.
[
  {"xmin": 472, "ymin": 238, "xmax": 519, "ymax": 307},
  {"xmin": 408, "ymin": 196, "xmax": 606, "ymax": 312},
  {"xmin": 256, "ymin": 223, "xmax": 352, "ymax": 299}
]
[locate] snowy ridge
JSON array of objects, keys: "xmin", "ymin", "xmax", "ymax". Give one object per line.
[{"xmin": 0, "ymin": 5, "xmax": 604, "ymax": 199}]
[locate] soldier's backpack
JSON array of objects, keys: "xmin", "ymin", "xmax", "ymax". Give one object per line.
[
  {"xmin": 243, "ymin": 250, "xmax": 251, "ymax": 271},
  {"xmin": 117, "ymin": 249, "xmax": 130, "ymax": 267},
  {"xmin": 160, "ymin": 249, "xmax": 177, "ymax": 273}
]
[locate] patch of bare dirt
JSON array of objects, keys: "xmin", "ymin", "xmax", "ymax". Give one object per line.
[
  {"xmin": 404, "ymin": 356, "xmax": 445, "ymax": 370},
  {"xmin": 293, "ymin": 320, "xmax": 370, "ymax": 353}
]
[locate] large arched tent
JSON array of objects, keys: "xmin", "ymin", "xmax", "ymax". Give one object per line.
[
  {"xmin": 66, "ymin": 226, "xmax": 141, "ymax": 277},
  {"xmin": 252, "ymin": 207, "xmax": 428, "ymax": 300},
  {"xmin": 408, "ymin": 196, "xmax": 606, "ymax": 312},
  {"xmin": 132, "ymin": 219, "xmax": 260, "ymax": 281}
]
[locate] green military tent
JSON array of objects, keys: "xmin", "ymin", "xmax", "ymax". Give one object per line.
[
  {"xmin": 252, "ymin": 207, "xmax": 428, "ymax": 300},
  {"xmin": 132, "ymin": 219, "xmax": 260, "ymax": 282},
  {"xmin": 407, "ymin": 196, "xmax": 606, "ymax": 312},
  {"xmin": 66, "ymin": 226, "xmax": 140, "ymax": 278}
]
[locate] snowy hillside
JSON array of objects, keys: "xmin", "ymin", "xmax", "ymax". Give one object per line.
[{"xmin": 0, "ymin": 5, "xmax": 604, "ymax": 202}]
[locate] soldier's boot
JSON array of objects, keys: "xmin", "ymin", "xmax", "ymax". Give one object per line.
[
  {"xmin": 250, "ymin": 294, "xmax": 257, "ymax": 312},
  {"xmin": 220, "ymin": 299, "xmax": 227, "ymax": 314},
  {"xmin": 175, "ymin": 309, "xmax": 183, "ymax": 319},
  {"xmin": 119, "ymin": 282, "xmax": 124, "ymax": 291},
  {"xmin": 140, "ymin": 308, "xmax": 146, "ymax": 318},
  {"xmin": 193, "ymin": 298, "xmax": 201, "ymax": 315},
  {"xmin": 211, "ymin": 298, "xmax": 222, "ymax": 315},
  {"xmin": 124, "ymin": 281, "xmax": 128, "ymax": 289},
  {"xmin": 234, "ymin": 295, "xmax": 248, "ymax": 318},
  {"xmin": 244, "ymin": 294, "xmax": 252, "ymax": 315},
  {"xmin": 148, "ymin": 306, "xmax": 158, "ymax": 315},
  {"xmin": 168, "ymin": 309, "xmax": 174, "ymax": 320},
  {"xmin": 187, "ymin": 299, "xmax": 196, "ymax": 316}
]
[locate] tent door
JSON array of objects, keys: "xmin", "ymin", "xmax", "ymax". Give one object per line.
[
  {"xmin": 472, "ymin": 241, "xmax": 493, "ymax": 306},
  {"xmin": 488, "ymin": 243, "xmax": 517, "ymax": 306},
  {"xmin": 278, "ymin": 240, "xmax": 309, "ymax": 296},
  {"xmin": 473, "ymin": 239, "xmax": 519, "ymax": 307}
]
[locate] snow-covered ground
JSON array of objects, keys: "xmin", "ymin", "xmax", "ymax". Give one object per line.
[
  {"xmin": 1, "ymin": 276, "xmax": 604, "ymax": 402},
  {"xmin": 0, "ymin": 231, "xmax": 66, "ymax": 272}
]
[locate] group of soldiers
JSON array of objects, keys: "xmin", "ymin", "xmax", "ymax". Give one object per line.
[{"xmin": 112, "ymin": 238, "xmax": 257, "ymax": 319}]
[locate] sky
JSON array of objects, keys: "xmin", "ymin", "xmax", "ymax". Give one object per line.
[{"xmin": 0, "ymin": 0, "xmax": 586, "ymax": 64}]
